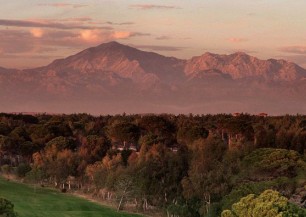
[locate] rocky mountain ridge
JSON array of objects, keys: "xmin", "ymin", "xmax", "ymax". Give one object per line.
[{"xmin": 0, "ymin": 41, "xmax": 306, "ymax": 114}]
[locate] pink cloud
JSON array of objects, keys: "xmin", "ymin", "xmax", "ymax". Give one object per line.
[
  {"xmin": 112, "ymin": 31, "xmax": 132, "ymax": 39},
  {"xmin": 227, "ymin": 38, "xmax": 248, "ymax": 43},
  {"xmin": 0, "ymin": 28, "xmax": 151, "ymax": 55},
  {"xmin": 80, "ymin": 30, "xmax": 100, "ymax": 42},
  {"xmin": 79, "ymin": 30, "xmax": 149, "ymax": 43},
  {"xmin": 30, "ymin": 28, "xmax": 44, "ymax": 38}
]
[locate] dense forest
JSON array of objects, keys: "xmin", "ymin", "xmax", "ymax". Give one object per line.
[{"xmin": 0, "ymin": 113, "xmax": 305, "ymax": 216}]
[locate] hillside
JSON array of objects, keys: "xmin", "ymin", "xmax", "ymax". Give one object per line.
[{"xmin": 0, "ymin": 113, "xmax": 305, "ymax": 216}]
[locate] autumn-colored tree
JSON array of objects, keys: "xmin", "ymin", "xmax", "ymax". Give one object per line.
[
  {"xmin": 78, "ymin": 135, "xmax": 110, "ymax": 164},
  {"xmin": 48, "ymin": 149, "xmax": 77, "ymax": 188}
]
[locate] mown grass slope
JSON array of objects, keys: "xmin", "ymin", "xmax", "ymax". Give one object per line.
[{"xmin": 0, "ymin": 178, "xmax": 142, "ymax": 217}]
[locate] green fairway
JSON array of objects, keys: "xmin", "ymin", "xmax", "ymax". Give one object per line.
[{"xmin": 0, "ymin": 178, "xmax": 142, "ymax": 217}]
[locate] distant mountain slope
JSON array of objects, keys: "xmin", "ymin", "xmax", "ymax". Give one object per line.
[
  {"xmin": 0, "ymin": 41, "xmax": 306, "ymax": 114},
  {"xmin": 37, "ymin": 41, "xmax": 185, "ymax": 84},
  {"xmin": 185, "ymin": 52, "xmax": 306, "ymax": 81}
]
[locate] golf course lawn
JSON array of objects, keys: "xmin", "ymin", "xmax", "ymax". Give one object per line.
[{"xmin": 0, "ymin": 177, "xmax": 142, "ymax": 217}]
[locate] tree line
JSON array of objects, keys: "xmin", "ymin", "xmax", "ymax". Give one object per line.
[{"xmin": 0, "ymin": 113, "xmax": 305, "ymax": 216}]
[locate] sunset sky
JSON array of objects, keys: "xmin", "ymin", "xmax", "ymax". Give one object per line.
[{"xmin": 1, "ymin": 0, "xmax": 306, "ymax": 68}]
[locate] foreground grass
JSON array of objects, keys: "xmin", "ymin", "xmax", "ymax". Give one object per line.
[{"xmin": 0, "ymin": 177, "xmax": 142, "ymax": 217}]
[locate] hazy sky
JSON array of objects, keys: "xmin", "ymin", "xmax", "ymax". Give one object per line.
[{"xmin": 0, "ymin": 0, "xmax": 306, "ymax": 68}]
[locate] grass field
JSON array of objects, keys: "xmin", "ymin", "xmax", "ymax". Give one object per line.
[{"xmin": 0, "ymin": 177, "xmax": 142, "ymax": 217}]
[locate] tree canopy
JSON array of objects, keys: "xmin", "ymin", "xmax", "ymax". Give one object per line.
[{"xmin": 221, "ymin": 190, "xmax": 306, "ymax": 217}]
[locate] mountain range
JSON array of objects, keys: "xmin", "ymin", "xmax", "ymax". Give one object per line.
[{"xmin": 1, "ymin": 41, "xmax": 306, "ymax": 115}]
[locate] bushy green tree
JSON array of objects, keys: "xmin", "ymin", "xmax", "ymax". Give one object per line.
[
  {"xmin": 221, "ymin": 189, "xmax": 306, "ymax": 217},
  {"xmin": 0, "ymin": 198, "xmax": 18, "ymax": 217},
  {"xmin": 243, "ymin": 148, "xmax": 305, "ymax": 178}
]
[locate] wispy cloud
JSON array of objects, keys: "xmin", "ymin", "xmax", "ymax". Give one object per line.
[
  {"xmin": 130, "ymin": 32, "xmax": 151, "ymax": 37},
  {"xmin": 106, "ymin": 21, "xmax": 135, "ymax": 25},
  {"xmin": 129, "ymin": 4, "xmax": 179, "ymax": 10},
  {"xmin": 227, "ymin": 37, "xmax": 248, "ymax": 43},
  {"xmin": 60, "ymin": 17, "xmax": 93, "ymax": 22},
  {"xmin": 279, "ymin": 46, "xmax": 306, "ymax": 54},
  {"xmin": 0, "ymin": 28, "xmax": 151, "ymax": 55},
  {"xmin": 247, "ymin": 12, "xmax": 256, "ymax": 16},
  {"xmin": 0, "ymin": 19, "xmax": 112, "ymax": 30},
  {"xmin": 38, "ymin": 3, "xmax": 88, "ymax": 8},
  {"xmin": 135, "ymin": 45, "xmax": 185, "ymax": 51},
  {"xmin": 0, "ymin": 53, "xmax": 61, "ymax": 60},
  {"xmin": 155, "ymin": 36, "xmax": 171, "ymax": 40},
  {"xmin": 0, "ymin": 30, "xmax": 35, "ymax": 54},
  {"xmin": 228, "ymin": 49, "xmax": 257, "ymax": 54},
  {"xmin": 180, "ymin": 37, "xmax": 191, "ymax": 40}
]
